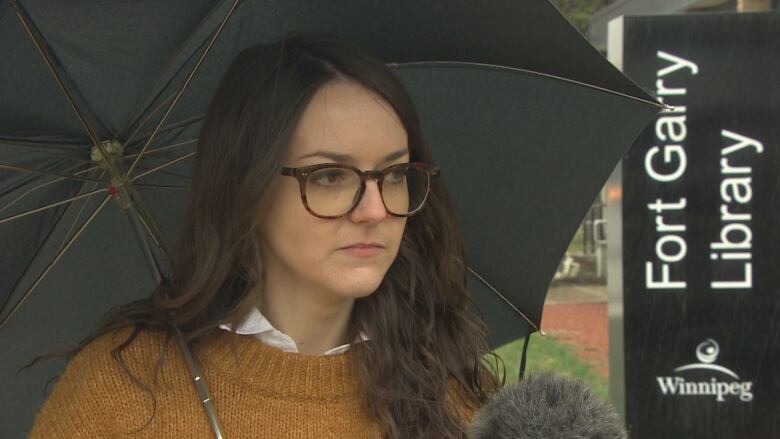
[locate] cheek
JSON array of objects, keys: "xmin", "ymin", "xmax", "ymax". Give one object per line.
[
  {"xmin": 263, "ymin": 179, "xmax": 313, "ymax": 228},
  {"xmin": 261, "ymin": 187, "xmax": 336, "ymax": 260},
  {"xmin": 388, "ymin": 218, "xmax": 408, "ymax": 254}
]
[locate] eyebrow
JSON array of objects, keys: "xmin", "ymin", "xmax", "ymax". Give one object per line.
[{"xmin": 297, "ymin": 148, "xmax": 409, "ymax": 164}]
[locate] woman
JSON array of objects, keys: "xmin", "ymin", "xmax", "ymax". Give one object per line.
[{"xmin": 29, "ymin": 32, "xmax": 504, "ymax": 438}]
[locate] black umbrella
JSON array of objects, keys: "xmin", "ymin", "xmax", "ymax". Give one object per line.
[{"xmin": 0, "ymin": 0, "xmax": 660, "ymax": 437}]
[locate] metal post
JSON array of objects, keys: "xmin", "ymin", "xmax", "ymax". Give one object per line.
[{"xmin": 606, "ymin": 15, "xmax": 627, "ymax": 424}]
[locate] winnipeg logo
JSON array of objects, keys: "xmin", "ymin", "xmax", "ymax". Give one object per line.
[{"xmin": 656, "ymin": 339, "xmax": 753, "ymax": 402}]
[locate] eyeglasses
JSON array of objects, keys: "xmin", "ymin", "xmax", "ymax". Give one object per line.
[{"xmin": 280, "ymin": 162, "xmax": 439, "ymax": 219}]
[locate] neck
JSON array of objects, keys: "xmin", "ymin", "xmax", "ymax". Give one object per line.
[{"xmin": 258, "ymin": 282, "xmax": 355, "ymax": 356}]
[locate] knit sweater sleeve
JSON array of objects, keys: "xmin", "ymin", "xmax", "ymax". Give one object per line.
[{"xmin": 28, "ymin": 331, "xmax": 137, "ymax": 438}]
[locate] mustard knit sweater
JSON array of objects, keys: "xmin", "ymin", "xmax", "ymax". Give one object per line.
[{"xmin": 29, "ymin": 328, "xmax": 475, "ymax": 438}]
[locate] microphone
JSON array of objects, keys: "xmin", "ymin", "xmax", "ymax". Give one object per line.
[{"xmin": 466, "ymin": 373, "xmax": 627, "ymax": 439}]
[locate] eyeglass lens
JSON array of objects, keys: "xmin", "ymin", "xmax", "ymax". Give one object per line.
[{"xmin": 304, "ymin": 165, "xmax": 429, "ymax": 217}]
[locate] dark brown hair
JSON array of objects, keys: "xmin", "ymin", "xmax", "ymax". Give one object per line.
[{"xmin": 31, "ymin": 32, "xmax": 505, "ymax": 438}]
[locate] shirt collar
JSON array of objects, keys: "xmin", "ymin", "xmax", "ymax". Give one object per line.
[{"xmin": 218, "ymin": 307, "xmax": 370, "ymax": 355}]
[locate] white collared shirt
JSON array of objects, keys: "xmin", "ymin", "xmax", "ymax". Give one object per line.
[{"xmin": 218, "ymin": 307, "xmax": 370, "ymax": 356}]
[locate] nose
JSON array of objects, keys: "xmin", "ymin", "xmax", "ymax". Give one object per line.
[{"xmin": 349, "ymin": 179, "xmax": 387, "ymax": 223}]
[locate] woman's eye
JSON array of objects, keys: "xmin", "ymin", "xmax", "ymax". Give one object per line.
[
  {"xmin": 386, "ymin": 170, "xmax": 406, "ymax": 184},
  {"xmin": 312, "ymin": 170, "xmax": 349, "ymax": 186}
]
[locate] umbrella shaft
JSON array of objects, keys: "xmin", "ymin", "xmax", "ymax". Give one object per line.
[{"xmin": 124, "ymin": 207, "xmax": 162, "ymax": 284}]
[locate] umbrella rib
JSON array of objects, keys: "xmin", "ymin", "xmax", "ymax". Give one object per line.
[
  {"xmin": 136, "ymin": 168, "xmax": 192, "ymax": 181},
  {"xmin": 127, "ymin": 116, "xmax": 204, "ymax": 149},
  {"xmin": 0, "ymin": 222, "xmax": 57, "ymax": 322},
  {"xmin": 56, "ymin": 168, "xmax": 106, "ymax": 255},
  {"xmin": 115, "ymin": 0, "xmax": 238, "ymax": 140},
  {"xmin": 131, "ymin": 152, "xmax": 196, "ymax": 182},
  {"xmin": 126, "ymin": 0, "xmax": 241, "ymax": 178},
  {"xmin": 0, "ymin": 168, "xmax": 105, "ymax": 326},
  {"xmin": 0, "ymin": 163, "xmax": 97, "ymax": 213},
  {"xmin": 0, "ymin": 193, "xmax": 111, "ymax": 330},
  {"xmin": 115, "ymin": 139, "xmax": 196, "ymax": 179},
  {"xmin": 9, "ymin": 0, "xmax": 124, "ymax": 185},
  {"xmin": 0, "ymin": 139, "xmax": 92, "ymax": 162},
  {"xmin": 0, "ymin": 174, "xmax": 90, "ymax": 317},
  {"xmin": 120, "ymin": 93, "xmax": 176, "ymax": 149},
  {"xmin": 0, "ymin": 187, "xmax": 108, "ymax": 225},
  {"xmin": 466, "ymin": 266, "xmax": 546, "ymax": 335},
  {"xmin": 128, "ymin": 150, "xmax": 195, "ymax": 165},
  {"xmin": 125, "ymin": 140, "xmax": 198, "ymax": 164},
  {"xmin": 0, "ymin": 163, "xmax": 105, "ymax": 184},
  {"xmin": 126, "ymin": 114, "xmax": 204, "ymax": 150},
  {"xmin": 126, "ymin": 139, "xmax": 198, "ymax": 158},
  {"xmin": 133, "ymin": 183, "xmax": 190, "ymax": 190},
  {"xmin": 0, "ymin": 137, "xmax": 81, "ymax": 151},
  {"xmin": 390, "ymin": 61, "xmax": 665, "ymax": 109}
]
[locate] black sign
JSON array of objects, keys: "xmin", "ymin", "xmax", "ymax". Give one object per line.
[{"xmin": 620, "ymin": 13, "xmax": 780, "ymax": 438}]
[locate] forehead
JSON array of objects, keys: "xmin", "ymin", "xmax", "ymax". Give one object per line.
[{"xmin": 288, "ymin": 80, "xmax": 408, "ymax": 163}]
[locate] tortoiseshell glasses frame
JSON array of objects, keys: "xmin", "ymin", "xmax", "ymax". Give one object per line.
[{"xmin": 280, "ymin": 162, "xmax": 440, "ymax": 219}]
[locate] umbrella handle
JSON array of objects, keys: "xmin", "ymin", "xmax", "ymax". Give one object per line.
[{"xmin": 174, "ymin": 328, "xmax": 225, "ymax": 439}]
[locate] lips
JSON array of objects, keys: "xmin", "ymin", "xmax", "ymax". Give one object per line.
[
  {"xmin": 340, "ymin": 242, "xmax": 384, "ymax": 257},
  {"xmin": 341, "ymin": 242, "xmax": 384, "ymax": 249}
]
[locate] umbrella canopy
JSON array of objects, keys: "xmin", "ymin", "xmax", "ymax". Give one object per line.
[{"xmin": 0, "ymin": 0, "xmax": 660, "ymax": 436}]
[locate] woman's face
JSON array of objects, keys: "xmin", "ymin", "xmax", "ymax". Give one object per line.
[{"xmin": 258, "ymin": 80, "xmax": 409, "ymax": 303}]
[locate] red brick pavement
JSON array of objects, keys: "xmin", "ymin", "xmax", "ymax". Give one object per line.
[{"xmin": 540, "ymin": 302, "xmax": 609, "ymax": 377}]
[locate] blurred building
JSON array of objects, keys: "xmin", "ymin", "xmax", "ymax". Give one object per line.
[{"xmin": 588, "ymin": 0, "xmax": 779, "ymax": 51}]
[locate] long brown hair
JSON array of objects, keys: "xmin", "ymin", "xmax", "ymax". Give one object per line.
[{"xmin": 31, "ymin": 32, "xmax": 505, "ymax": 438}]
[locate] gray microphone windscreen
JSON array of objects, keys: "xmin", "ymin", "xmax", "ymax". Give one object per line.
[{"xmin": 466, "ymin": 372, "xmax": 627, "ymax": 439}]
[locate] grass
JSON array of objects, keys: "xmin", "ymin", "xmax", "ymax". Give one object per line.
[{"xmin": 486, "ymin": 334, "xmax": 609, "ymax": 401}]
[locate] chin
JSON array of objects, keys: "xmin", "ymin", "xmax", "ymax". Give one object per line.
[
  {"xmin": 331, "ymin": 276, "xmax": 385, "ymax": 299},
  {"xmin": 342, "ymin": 282, "xmax": 383, "ymax": 299}
]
